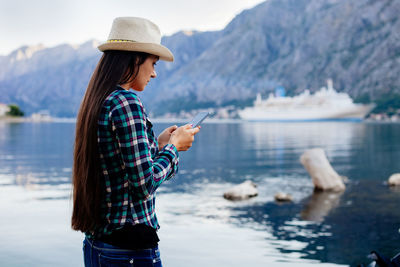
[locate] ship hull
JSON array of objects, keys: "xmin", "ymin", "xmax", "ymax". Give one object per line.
[{"xmin": 239, "ymin": 104, "xmax": 375, "ymax": 122}]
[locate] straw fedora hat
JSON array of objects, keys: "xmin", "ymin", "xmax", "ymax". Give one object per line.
[{"xmin": 98, "ymin": 17, "xmax": 174, "ymax": 62}]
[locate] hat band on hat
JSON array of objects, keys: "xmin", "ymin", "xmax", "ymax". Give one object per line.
[{"xmin": 107, "ymin": 39, "xmax": 138, "ymax": 43}]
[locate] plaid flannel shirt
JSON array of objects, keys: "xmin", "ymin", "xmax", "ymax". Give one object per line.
[{"xmin": 94, "ymin": 87, "xmax": 179, "ymax": 237}]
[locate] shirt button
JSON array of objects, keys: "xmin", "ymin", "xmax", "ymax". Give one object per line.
[{"xmin": 130, "ymin": 259, "xmax": 134, "ymax": 264}]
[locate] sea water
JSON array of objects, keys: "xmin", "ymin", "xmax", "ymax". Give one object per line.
[{"xmin": 0, "ymin": 121, "xmax": 399, "ymax": 267}]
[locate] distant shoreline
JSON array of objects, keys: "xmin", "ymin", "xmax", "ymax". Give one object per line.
[
  {"xmin": 0, "ymin": 116, "xmax": 27, "ymax": 123},
  {"xmin": 0, "ymin": 116, "xmax": 76, "ymax": 123},
  {"xmin": 0, "ymin": 116, "xmax": 399, "ymax": 124}
]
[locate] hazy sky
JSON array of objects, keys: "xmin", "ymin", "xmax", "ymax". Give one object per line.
[{"xmin": 0, "ymin": 0, "xmax": 265, "ymax": 55}]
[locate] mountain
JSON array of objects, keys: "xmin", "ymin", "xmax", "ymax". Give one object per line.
[
  {"xmin": 143, "ymin": 0, "xmax": 400, "ymax": 114},
  {"xmin": 0, "ymin": 0, "xmax": 399, "ymax": 117},
  {"xmin": 0, "ymin": 40, "xmax": 101, "ymax": 116}
]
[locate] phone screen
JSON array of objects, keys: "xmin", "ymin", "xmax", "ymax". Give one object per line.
[{"xmin": 189, "ymin": 112, "xmax": 209, "ymax": 128}]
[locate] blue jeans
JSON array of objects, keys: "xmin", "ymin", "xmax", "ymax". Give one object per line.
[{"xmin": 83, "ymin": 237, "xmax": 162, "ymax": 267}]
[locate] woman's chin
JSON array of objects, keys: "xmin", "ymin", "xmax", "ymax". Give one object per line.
[{"xmin": 132, "ymin": 87, "xmax": 145, "ymax": 92}]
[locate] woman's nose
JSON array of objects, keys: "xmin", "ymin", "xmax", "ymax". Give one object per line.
[{"xmin": 151, "ymin": 70, "xmax": 157, "ymax": 78}]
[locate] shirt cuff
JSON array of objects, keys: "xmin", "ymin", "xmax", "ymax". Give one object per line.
[{"xmin": 161, "ymin": 144, "xmax": 179, "ymax": 179}]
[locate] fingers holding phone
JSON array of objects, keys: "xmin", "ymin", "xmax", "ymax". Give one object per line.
[
  {"xmin": 166, "ymin": 112, "xmax": 207, "ymax": 151},
  {"xmin": 158, "ymin": 125, "xmax": 178, "ymax": 150},
  {"xmin": 169, "ymin": 124, "xmax": 200, "ymax": 151}
]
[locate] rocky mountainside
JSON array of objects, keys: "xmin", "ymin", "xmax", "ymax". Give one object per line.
[
  {"xmin": 0, "ymin": 40, "xmax": 101, "ymax": 116},
  {"xmin": 144, "ymin": 0, "xmax": 400, "ymax": 114},
  {"xmin": 0, "ymin": 0, "xmax": 399, "ymax": 117}
]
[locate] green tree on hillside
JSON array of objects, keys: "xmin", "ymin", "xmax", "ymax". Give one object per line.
[
  {"xmin": 7, "ymin": 104, "xmax": 24, "ymax": 117},
  {"xmin": 372, "ymin": 94, "xmax": 400, "ymax": 115}
]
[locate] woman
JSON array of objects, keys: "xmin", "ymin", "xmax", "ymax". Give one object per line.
[{"xmin": 71, "ymin": 17, "xmax": 199, "ymax": 267}]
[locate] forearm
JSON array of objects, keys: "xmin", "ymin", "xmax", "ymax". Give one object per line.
[{"xmin": 128, "ymin": 144, "xmax": 179, "ymax": 199}]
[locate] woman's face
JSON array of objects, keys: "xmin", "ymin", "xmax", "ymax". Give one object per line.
[{"xmin": 128, "ymin": 55, "xmax": 159, "ymax": 92}]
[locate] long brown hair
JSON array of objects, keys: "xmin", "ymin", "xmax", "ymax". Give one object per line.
[{"xmin": 71, "ymin": 50, "xmax": 149, "ymax": 232}]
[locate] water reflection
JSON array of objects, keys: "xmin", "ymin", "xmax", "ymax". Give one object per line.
[
  {"xmin": 1, "ymin": 121, "xmax": 400, "ymax": 267},
  {"xmin": 224, "ymin": 179, "xmax": 400, "ymax": 266},
  {"xmin": 0, "ymin": 122, "xmax": 74, "ymax": 201},
  {"xmin": 389, "ymin": 185, "xmax": 400, "ymax": 193},
  {"xmin": 301, "ymin": 191, "xmax": 344, "ymax": 222},
  {"xmin": 239, "ymin": 122, "xmax": 366, "ymax": 159}
]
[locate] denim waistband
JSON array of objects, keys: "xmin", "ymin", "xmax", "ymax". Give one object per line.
[{"xmin": 84, "ymin": 237, "xmax": 157, "ymax": 257}]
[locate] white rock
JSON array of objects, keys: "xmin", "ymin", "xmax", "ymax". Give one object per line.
[
  {"xmin": 274, "ymin": 192, "xmax": 293, "ymax": 202},
  {"xmin": 300, "ymin": 148, "xmax": 345, "ymax": 192},
  {"xmin": 388, "ymin": 173, "xmax": 400, "ymax": 186},
  {"xmin": 223, "ymin": 181, "xmax": 258, "ymax": 201}
]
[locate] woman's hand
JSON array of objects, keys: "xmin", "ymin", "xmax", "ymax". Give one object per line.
[
  {"xmin": 158, "ymin": 125, "xmax": 178, "ymax": 150},
  {"xmin": 168, "ymin": 124, "xmax": 200, "ymax": 151}
]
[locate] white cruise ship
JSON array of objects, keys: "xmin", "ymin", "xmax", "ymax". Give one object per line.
[{"xmin": 239, "ymin": 79, "xmax": 375, "ymax": 121}]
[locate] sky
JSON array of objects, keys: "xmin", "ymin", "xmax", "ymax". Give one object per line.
[{"xmin": 0, "ymin": 0, "xmax": 265, "ymax": 56}]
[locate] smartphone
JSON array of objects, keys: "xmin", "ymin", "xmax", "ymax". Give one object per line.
[{"xmin": 189, "ymin": 111, "xmax": 209, "ymax": 128}]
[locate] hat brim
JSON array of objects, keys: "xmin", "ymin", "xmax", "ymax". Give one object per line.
[{"xmin": 98, "ymin": 42, "xmax": 174, "ymax": 62}]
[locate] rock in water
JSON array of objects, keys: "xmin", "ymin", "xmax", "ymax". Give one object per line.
[
  {"xmin": 388, "ymin": 173, "xmax": 400, "ymax": 186},
  {"xmin": 274, "ymin": 192, "xmax": 293, "ymax": 202},
  {"xmin": 300, "ymin": 148, "xmax": 345, "ymax": 192},
  {"xmin": 223, "ymin": 181, "xmax": 258, "ymax": 201}
]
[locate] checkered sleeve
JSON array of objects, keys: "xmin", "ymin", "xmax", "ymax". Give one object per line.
[{"xmin": 109, "ymin": 92, "xmax": 179, "ymax": 200}]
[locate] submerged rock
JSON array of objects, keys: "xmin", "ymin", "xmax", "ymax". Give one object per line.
[
  {"xmin": 274, "ymin": 192, "xmax": 293, "ymax": 202},
  {"xmin": 300, "ymin": 148, "xmax": 345, "ymax": 192},
  {"xmin": 223, "ymin": 181, "xmax": 258, "ymax": 201},
  {"xmin": 388, "ymin": 173, "xmax": 400, "ymax": 186}
]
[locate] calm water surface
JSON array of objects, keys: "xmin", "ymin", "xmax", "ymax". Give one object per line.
[{"xmin": 0, "ymin": 121, "xmax": 399, "ymax": 267}]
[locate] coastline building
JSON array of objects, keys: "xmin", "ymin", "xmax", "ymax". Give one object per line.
[
  {"xmin": 0, "ymin": 103, "xmax": 10, "ymax": 116},
  {"xmin": 30, "ymin": 110, "xmax": 53, "ymax": 122}
]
